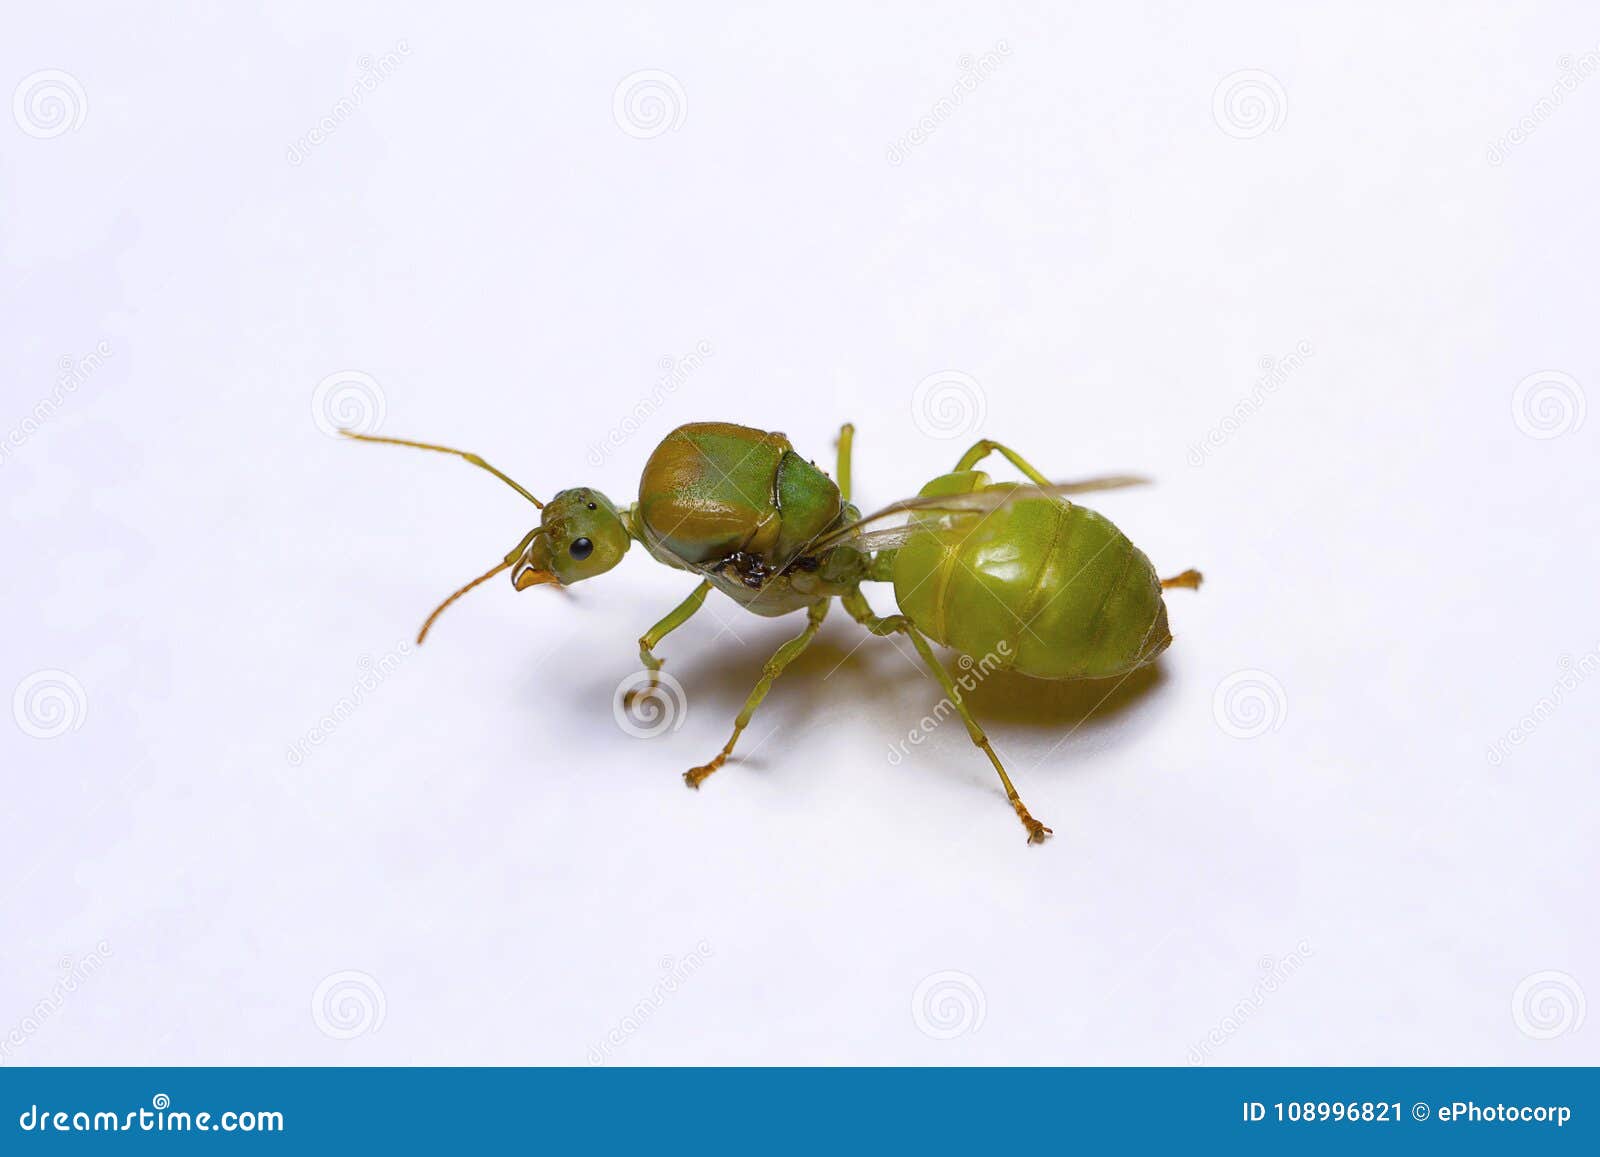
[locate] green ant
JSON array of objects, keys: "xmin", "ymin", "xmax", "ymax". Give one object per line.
[{"xmin": 344, "ymin": 422, "xmax": 1200, "ymax": 843}]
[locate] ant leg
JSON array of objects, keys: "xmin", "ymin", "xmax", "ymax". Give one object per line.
[
  {"xmin": 685, "ymin": 600, "xmax": 828, "ymax": 788},
  {"xmin": 953, "ymin": 441, "xmax": 1148, "ymax": 498},
  {"xmin": 841, "ymin": 588, "xmax": 1052, "ymax": 844},
  {"xmin": 835, "ymin": 422, "xmax": 855, "ymax": 502},
  {"xmin": 1161, "ymin": 569, "xmax": 1204, "ymax": 590},
  {"xmin": 952, "ymin": 439, "xmax": 1055, "ymax": 488},
  {"xmin": 628, "ymin": 581, "xmax": 713, "ymax": 706}
]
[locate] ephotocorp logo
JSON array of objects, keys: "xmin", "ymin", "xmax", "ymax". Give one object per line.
[
  {"xmin": 613, "ymin": 70, "xmax": 686, "ymax": 139},
  {"xmin": 13, "ymin": 669, "xmax": 87, "ymax": 739},
  {"xmin": 911, "ymin": 370, "xmax": 987, "ymax": 440},
  {"xmin": 312, "ymin": 370, "xmax": 386, "ymax": 437},
  {"xmin": 612, "ymin": 670, "xmax": 688, "ymax": 738},
  {"xmin": 1212, "ymin": 69, "xmax": 1287, "ymax": 140},
  {"xmin": 311, "ymin": 970, "xmax": 387, "ymax": 1039},
  {"xmin": 1511, "ymin": 970, "xmax": 1586, "ymax": 1040},
  {"xmin": 1212, "ymin": 669, "xmax": 1287, "ymax": 739},
  {"xmin": 13, "ymin": 70, "xmax": 88, "ymax": 139},
  {"xmin": 911, "ymin": 970, "xmax": 986, "ymax": 1040},
  {"xmin": 1511, "ymin": 370, "xmax": 1585, "ymax": 440}
]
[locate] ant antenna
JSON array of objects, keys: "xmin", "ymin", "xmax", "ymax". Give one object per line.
[
  {"xmin": 340, "ymin": 430, "xmax": 544, "ymax": 508},
  {"xmin": 414, "ymin": 523, "xmax": 547, "ymax": 645},
  {"xmin": 418, "ymin": 559, "xmax": 511, "ymax": 644}
]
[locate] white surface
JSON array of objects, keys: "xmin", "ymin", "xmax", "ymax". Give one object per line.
[{"xmin": 3, "ymin": 2, "xmax": 1596, "ymax": 1066}]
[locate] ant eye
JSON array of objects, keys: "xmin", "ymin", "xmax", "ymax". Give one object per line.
[{"xmin": 569, "ymin": 537, "xmax": 594, "ymax": 561}]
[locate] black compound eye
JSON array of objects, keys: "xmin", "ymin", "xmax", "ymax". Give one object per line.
[{"xmin": 568, "ymin": 537, "xmax": 594, "ymax": 561}]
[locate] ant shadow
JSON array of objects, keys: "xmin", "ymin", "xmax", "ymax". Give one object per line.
[{"xmin": 560, "ymin": 615, "xmax": 1170, "ymax": 780}]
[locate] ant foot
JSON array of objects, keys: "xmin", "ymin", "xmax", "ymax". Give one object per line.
[{"xmin": 683, "ymin": 754, "xmax": 726, "ymax": 790}]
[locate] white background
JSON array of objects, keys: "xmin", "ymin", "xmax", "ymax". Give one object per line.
[{"xmin": 3, "ymin": 2, "xmax": 1596, "ymax": 1066}]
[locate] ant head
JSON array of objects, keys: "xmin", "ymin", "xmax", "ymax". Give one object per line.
[
  {"xmin": 511, "ymin": 488, "xmax": 631, "ymax": 590},
  {"xmin": 339, "ymin": 431, "xmax": 636, "ymax": 643}
]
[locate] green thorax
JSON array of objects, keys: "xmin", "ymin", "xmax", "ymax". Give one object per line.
[{"xmin": 632, "ymin": 422, "xmax": 864, "ymax": 616}]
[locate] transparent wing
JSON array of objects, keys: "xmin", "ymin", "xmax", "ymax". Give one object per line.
[{"xmin": 811, "ymin": 475, "xmax": 1150, "ymax": 555}]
